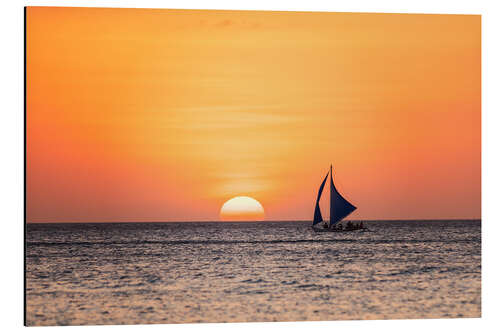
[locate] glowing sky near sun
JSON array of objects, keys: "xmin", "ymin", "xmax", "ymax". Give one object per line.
[{"xmin": 26, "ymin": 7, "xmax": 481, "ymax": 222}]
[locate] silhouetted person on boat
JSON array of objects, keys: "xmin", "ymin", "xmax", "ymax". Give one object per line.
[
  {"xmin": 323, "ymin": 222, "xmax": 328, "ymax": 229},
  {"xmin": 360, "ymin": 222, "xmax": 364, "ymax": 229},
  {"xmin": 346, "ymin": 221, "xmax": 353, "ymax": 230}
]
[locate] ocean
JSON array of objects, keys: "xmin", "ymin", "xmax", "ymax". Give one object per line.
[{"xmin": 25, "ymin": 220, "xmax": 481, "ymax": 326}]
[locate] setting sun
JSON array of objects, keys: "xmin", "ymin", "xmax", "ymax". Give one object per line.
[{"xmin": 220, "ymin": 196, "xmax": 265, "ymax": 221}]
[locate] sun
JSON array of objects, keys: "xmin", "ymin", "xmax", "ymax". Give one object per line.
[{"xmin": 220, "ymin": 196, "xmax": 265, "ymax": 221}]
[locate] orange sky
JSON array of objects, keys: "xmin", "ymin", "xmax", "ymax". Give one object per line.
[{"xmin": 26, "ymin": 7, "xmax": 481, "ymax": 222}]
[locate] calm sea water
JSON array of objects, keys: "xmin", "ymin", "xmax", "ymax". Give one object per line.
[{"xmin": 25, "ymin": 220, "xmax": 481, "ymax": 326}]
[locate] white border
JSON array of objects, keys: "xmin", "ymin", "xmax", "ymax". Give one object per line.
[{"xmin": 2, "ymin": 1, "xmax": 499, "ymax": 332}]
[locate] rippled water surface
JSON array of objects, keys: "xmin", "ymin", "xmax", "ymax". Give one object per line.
[{"xmin": 26, "ymin": 220, "xmax": 481, "ymax": 326}]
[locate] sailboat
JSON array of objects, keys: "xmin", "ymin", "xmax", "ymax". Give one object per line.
[{"xmin": 312, "ymin": 165, "xmax": 364, "ymax": 232}]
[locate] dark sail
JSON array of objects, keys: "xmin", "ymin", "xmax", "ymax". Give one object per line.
[
  {"xmin": 329, "ymin": 166, "xmax": 357, "ymax": 226},
  {"xmin": 313, "ymin": 171, "xmax": 329, "ymax": 225}
]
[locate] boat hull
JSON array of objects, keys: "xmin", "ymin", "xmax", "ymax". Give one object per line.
[{"xmin": 311, "ymin": 226, "xmax": 368, "ymax": 233}]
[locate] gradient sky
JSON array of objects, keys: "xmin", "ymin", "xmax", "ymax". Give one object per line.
[{"xmin": 26, "ymin": 7, "xmax": 481, "ymax": 222}]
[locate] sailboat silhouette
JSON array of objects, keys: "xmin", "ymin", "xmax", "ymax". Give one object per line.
[{"xmin": 312, "ymin": 165, "xmax": 363, "ymax": 232}]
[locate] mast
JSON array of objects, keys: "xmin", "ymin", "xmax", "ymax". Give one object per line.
[{"xmin": 329, "ymin": 165, "xmax": 334, "ymax": 227}]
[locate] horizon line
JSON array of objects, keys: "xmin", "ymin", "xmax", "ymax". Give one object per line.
[{"xmin": 26, "ymin": 218, "xmax": 482, "ymax": 224}]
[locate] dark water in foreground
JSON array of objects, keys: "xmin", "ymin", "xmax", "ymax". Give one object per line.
[{"xmin": 26, "ymin": 220, "xmax": 481, "ymax": 326}]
